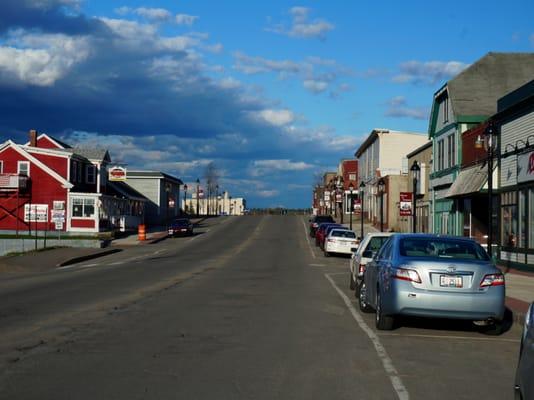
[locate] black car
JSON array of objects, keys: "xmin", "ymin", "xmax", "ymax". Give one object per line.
[
  {"xmin": 308, "ymin": 215, "xmax": 335, "ymax": 237},
  {"xmin": 168, "ymin": 218, "xmax": 193, "ymax": 237}
]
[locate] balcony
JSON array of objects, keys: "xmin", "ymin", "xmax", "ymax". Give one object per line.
[{"xmin": 0, "ymin": 174, "xmax": 29, "ymax": 191}]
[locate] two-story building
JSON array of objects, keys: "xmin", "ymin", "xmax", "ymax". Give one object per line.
[
  {"xmin": 355, "ymin": 129, "xmax": 427, "ymax": 230},
  {"xmin": 429, "ymin": 52, "xmax": 534, "ymax": 235}
]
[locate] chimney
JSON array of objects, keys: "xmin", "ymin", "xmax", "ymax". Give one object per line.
[{"xmin": 29, "ymin": 130, "xmax": 38, "ymax": 147}]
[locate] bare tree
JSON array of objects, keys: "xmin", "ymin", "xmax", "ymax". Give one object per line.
[{"xmin": 204, "ymin": 162, "xmax": 220, "ymax": 215}]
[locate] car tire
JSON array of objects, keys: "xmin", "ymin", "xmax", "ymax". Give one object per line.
[
  {"xmin": 358, "ymin": 281, "xmax": 373, "ymax": 313},
  {"xmin": 375, "ymin": 289, "xmax": 394, "ymax": 330},
  {"xmin": 349, "ymin": 272, "xmax": 356, "ymax": 290},
  {"xmin": 324, "ymin": 250, "xmax": 330, "ymax": 257},
  {"xmin": 481, "ymin": 319, "xmax": 504, "ymax": 336}
]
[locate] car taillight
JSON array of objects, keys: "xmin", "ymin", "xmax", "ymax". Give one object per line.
[
  {"xmin": 358, "ymin": 264, "xmax": 366, "ymax": 274},
  {"xmin": 392, "ymin": 268, "xmax": 421, "ymax": 283},
  {"xmin": 313, "ymin": 223, "xmax": 318, "ymax": 227},
  {"xmin": 480, "ymin": 273, "xmax": 505, "ymax": 287}
]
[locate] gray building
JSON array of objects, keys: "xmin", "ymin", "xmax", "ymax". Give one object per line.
[{"xmin": 125, "ymin": 171, "xmax": 183, "ymax": 226}]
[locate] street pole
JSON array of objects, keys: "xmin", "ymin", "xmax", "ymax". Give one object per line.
[
  {"xmin": 196, "ymin": 178, "xmax": 200, "ymax": 218},
  {"xmin": 380, "ymin": 193, "xmax": 384, "ymax": 232},
  {"xmin": 412, "ymin": 176, "xmax": 417, "ymax": 233},
  {"xmin": 487, "ymin": 132, "xmax": 494, "ymax": 258},
  {"xmin": 360, "ymin": 181, "xmax": 365, "ymax": 240}
]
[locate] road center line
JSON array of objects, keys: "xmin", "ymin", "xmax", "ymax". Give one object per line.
[
  {"xmin": 301, "ymin": 218, "xmax": 316, "ymax": 259},
  {"xmin": 325, "ymin": 273, "xmax": 410, "ymax": 400}
]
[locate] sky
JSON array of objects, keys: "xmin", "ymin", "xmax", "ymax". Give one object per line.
[{"xmin": 0, "ymin": 1, "xmax": 533, "ymax": 209}]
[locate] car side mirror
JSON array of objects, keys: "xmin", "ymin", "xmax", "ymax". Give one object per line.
[{"xmin": 362, "ymin": 249, "xmax": 374, "ymax": 258}]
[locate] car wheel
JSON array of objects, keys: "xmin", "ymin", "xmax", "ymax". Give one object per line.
[
  {"xmin": 349, "ymin": 272, "xmax": 356, "ymax": 290},
  {"xmin": 324, "ymin": 250, "xmax": 330, "ymax": 257},
  {"xmin": 375, "ymin": 288, "xmax": 394, "ymax": 330},
  {"xmin": 481, "ymin": 319, "xmax": 504, "ymax": 336},
  {"xmin": 358, "ymin": 281, "xmax": 373, "ymax": 313}
]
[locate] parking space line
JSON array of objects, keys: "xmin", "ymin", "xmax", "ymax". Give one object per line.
[
  {"xmin": 301, "ymin": 218, "xmax": 316, "ymax": 259},
  {"xmin": 109, "ymin": 261, "xmax": 125, "ymax": 266},
  {"xmin": 325, "ymin": 273, "xmax": 409, "ymax": 400},
  {"xmin": 377, "ymin": 333, "xmax": 520, "ymax": 343},
  {"xmin": 309, "ymin": 263, "xmax": 327, "ymax": 267}
]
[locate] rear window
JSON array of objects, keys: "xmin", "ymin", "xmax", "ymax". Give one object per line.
[
  {"xmin": 399, "ymin": 238, "xmax": 489, "ymax": 260},
  {"xmin": 365, "ymin": 237, "xmax": 389, "ymax": 253},
  {"xmin": 332, "ymin": 230, "xmax": 356, "ymax": 238},
  {"xmin": 316, "ymin": 216, "xmax": 334, "ymax": 223}
]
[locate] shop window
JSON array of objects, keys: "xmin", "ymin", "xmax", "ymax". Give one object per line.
[
  {"xmin": 519, "ymin": 190, "xmax": 527, "ymax": 248},
  {"xmin": 72, "ymin": 198, "xmax": 95, "ymax": 218},
  {"xmin": 530, "ymin": 189, "xmax": 534, "ymax": 249},
  {"xmin": 501, "ymin": 191, "xmax": 517, "ymax": 248}
]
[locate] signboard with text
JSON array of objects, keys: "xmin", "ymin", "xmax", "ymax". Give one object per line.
[
  {"xmin": 24, "ymin": 204, "xmax": 49, "ymax": 222},
  {"xmin": 353, "ymin": 199, "xmax": 362, "ymax": 215},
  {"xmin": 518, "ymin": 151, "xmax": 534, "ymax": 183},
  {"xmin": 399, "ymin": 192, "xmax": 413, "ymax": 216},
  {"xmin": 108, "ymin": 166, "xmax": 127, "ymax": 181}
]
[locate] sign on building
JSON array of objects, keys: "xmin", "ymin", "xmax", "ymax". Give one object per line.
[
  {"xmin": 24, "ymin": 204, "xmax": 49, "ymax": 222},
  {"xmin": 324, "ymin": 191, "xmax": 330, "ymax": 201},
  {"xmin": 108, "ymin": 166, "xmax": 127, "ymax": 181},
  {"xmin": 51, "ymin": 209, "xmax": 66, "ymax": 223},
  {"xmin": 354, "ymin": 199, "xmax": 362, "ymax": 215},
  {"xmin": 517, "ymin": 151, "xmax": 534, "ymax": 183},
  {"xmin": 399, "ymin": 192, "xmax": 413, "ymax": 216}
]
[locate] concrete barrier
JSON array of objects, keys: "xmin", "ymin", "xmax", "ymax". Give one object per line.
[{"xmin": 0, "ymin": 238, "xmax": 103, "ymax": 256}]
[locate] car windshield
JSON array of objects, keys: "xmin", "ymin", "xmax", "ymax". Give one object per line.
[
  {"xmin": 173, "ymin": 219, "xmax": 189, "ymax": 225},
  {"xmin": 331, "ymin": 230, "xmax": 356, "ymax": 238},
  {"xmin": 316, "ymin": 216, "xmax": 334, "ymax": 223},
  {"xmin": 365, "ymin": 237, "xmax": 390, "ymax": 253},
  {"xmin": 399, "ymin": 238, "xmax": 489, "ymax": 260}
]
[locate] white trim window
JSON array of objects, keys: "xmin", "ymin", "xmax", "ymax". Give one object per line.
[
  {"xmin": 17, "ymin": 161, "xmax": 30, "ymax": 176},
  {"xmin": 86, "ymin": 165, "xmax": 96, "ymax": 184},
  {"xmin": 72, "ymin": 198, "xmax": 96, "ymax": 218},
  {"xmin": 0, "ymin": 160, "xmax": 3, "ymax": 174}
]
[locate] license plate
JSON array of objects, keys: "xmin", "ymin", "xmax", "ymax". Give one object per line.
[{"xmin": 440, "ymin": 275, "xmax": 463, "ymax": 288}]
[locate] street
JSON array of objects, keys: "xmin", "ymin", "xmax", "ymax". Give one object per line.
[{"xmin": 0, "ymin": 215, "xmax": 522, "ymax": 399}]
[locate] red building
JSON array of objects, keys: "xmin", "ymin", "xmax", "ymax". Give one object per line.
[
  {"xmin": 339, "ymin": 159, "xmax": 358, "ymax": 215},
  {"xmin": 0, "ymin": 131, "xmax": 146, "ymax": 235}
]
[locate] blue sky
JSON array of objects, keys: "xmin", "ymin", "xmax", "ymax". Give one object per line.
[{"xmin": 0, "ymin": 1, "xmax": 533, "ymax": 208}]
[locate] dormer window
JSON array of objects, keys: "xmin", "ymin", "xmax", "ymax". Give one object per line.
[
  {"xmin": 86, "ymin": 165, "xmax": 96, "ymax": 184},
  {"xmin": 443, "ymin": 97, "xmax": 449, "ymax": 124}
]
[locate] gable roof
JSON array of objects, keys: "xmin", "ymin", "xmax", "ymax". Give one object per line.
[
  {"xmin": 24, "ymin": 133, "xmax": 72, "ymax": 149},
  {"xmin": 70, "ymin": 147, "xmax": 110, "ymax": 162},
  {"xmin": 0, "ymin": 140, "xmax": 73, "ymax": 189},
  {"xmin": 446, "ymin": 52, "xmax": 534, "ymax": 118},
  {"xmin": 127, "ymin": 170, "xmax": 183, "ymax": 185}
]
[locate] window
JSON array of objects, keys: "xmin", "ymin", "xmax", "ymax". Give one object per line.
[
  {"xmin": 437, "ymin": 139, "xmax": 445, "ymax": 170},
  {"xmin": 519, "ymin": 190, "xmax": 527, "ymax": 248},
  {"xmin": 349, "ymin": 173, "xmax": 356, "ymax": 181},
  {"xmin": 399, "ymin": 238, "xmax": 488, "ymax": 260},
  {"xmin": 447, "ymin": 135, "xmax": 455, "ymax": 167},
  {"xmin": 443, "ymin": 97, "xmax": 449, "ymax": 124},
  {"xmin": 72, "ymin": 198, "xmax": 95, "ymax": 218},
  {"xmin": 365, "ymin": 236, "xmax": 390, "ymax": 253},
  {"xmin": 17, "ymin": 161, "xmax": 30, "ymax": 176},
  {"xmin": 529, "ymin": 189, "xmax": 534, "ymax": 249},
  {"xmin": 78, "ymin": 163, "xmax": 82, "ymax": 182},
  {"xmin": 501, "ymin": 191, "xmax": 517, "ymax": 248},
  {"xmin": 0, "ymin": 160, "xmax": 3, "ymax": 173},
  {"xmin": 72, "ymin": 161, "xmax": 78, "ymax": 182},
  {"xmin": 86, "ymin": 165, "xmax": 96, "ymax": 184}
]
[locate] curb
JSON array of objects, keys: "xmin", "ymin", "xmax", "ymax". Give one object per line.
[{"xmin": 57, "ymin": 248, "xmax": 123, "ymax": 267}]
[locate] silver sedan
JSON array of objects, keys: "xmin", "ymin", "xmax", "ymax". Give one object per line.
[
  {"xmin": 515, "ymin": 302, "xmax": 534, "ymax": 400},
  {"xmin": 359, "ymin": 234, "xmax": 505, "ymax": 332}
]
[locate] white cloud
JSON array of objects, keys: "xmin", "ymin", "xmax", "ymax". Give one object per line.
[
  {"xmin": 257, "ymin": 190, "xmax": 279, "ymax": 198},
  {"xmin": 267, "ymin": 7, "xmax": 334, "ymax": 39},
  {"xmin": 303, "ymin": 79, "xmax": 328, "ymax": 93},
  {"xmin": 99, "ymin": 17, "xmax": 157, "ymax": 39},
  {"xmin": 393, "ymin": 60, "xmax": 469, "ymax": 85},
  {"xmin": 218, "ymin": 77, "xmax": 241, "ymax": 89},
  {"xmin": 0, "ymin": 32, "xmax": 90, "ymax": 86},
  {"xmin": 175, "ymin": 14, "xmax": 199, "ymax": 26},
  {"xmin": 253, "ymin": 159, "xmax": 313, "ymax": 171},
  {"xmin": 253, "ymin": 109, "xmax": 295, "ymax": 126},
  {"xmin": 233, "ymin": 52, "xmax": 301, "ymax": 75},
  {"xmin": 385, "ymin": 96, "xmax": 428, "ymax": 120},
  {"xmin": 135, "ymin": 7, "xmax": 172, "ymax": 21}
]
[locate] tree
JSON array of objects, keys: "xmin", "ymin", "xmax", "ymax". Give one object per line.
[{"xmin": 203, "ymin": 162, "xmax": 220, "ymax": 216}]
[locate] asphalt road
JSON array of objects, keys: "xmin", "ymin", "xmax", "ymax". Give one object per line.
[{"xmin": 0, "ymin": 216, "xmax": 523, "ymax": 399}]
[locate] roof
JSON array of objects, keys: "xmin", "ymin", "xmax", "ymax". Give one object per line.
[
  {"xmin": 107, "ymin": 181, "xmax": 148, "ymax": 201},
  {"xmin": 446, "ymin": 52, "xmax": 534, "ymax": 118},
  {"xmin": 445, "ymin": 164, "xmax": 489, "ymax": 198},
  {"xmin": 70, "ymin": 147, "xmax": 110, "ymax": 162},
  {"xmin": 354, "ymin": 129, "xmax": 426, "ymax": 157},
  {"xmin": 406, "ymin": 141, "xmax": 432, "ymax": 158},
  {"xmin": 127, "ymin": 170, "xmax": 183, "ymax": 185},
  {"xmin": 497, "ymin": 79, "xmax": 534, "ymax": 113},
  {"xmin": 24, "ymin": 133, "xmax": 72, "ymax": 149}
]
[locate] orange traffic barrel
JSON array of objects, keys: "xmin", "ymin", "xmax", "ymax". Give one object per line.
[{"xmin": 138, "ymin": 224, "xmax": 146, "ymax": 241}]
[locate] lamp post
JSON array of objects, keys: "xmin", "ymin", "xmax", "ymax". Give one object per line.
[
  {"xmin": 378, "ymin": 177, "xmax": 386, "ymax": 232},
  {"xmin": 196, "ymin": 178, "xmax": 200, "ymax": 217},
  {"xmin": 410, "ymin": 160, "xmax": 421, "ymax": 233},
  {"xmin": 336, "ymin": 176, "xmax": 344, "ymax": 224},
  {"xmin": 348, "ymin": 183, "xmax": 354, "ymax": 231},
  {"xmin": 216, "ymin": 184, "xmax": 219, "ymax": 216},
  {"xmin": 183, "ymin": 184, "xmax": 188, "ymax": 215},
  {"xmin": 359, "ymin": 181, "xmax": 365, "ymax": 240},
  {"xmin": 475, "ymin": 120, "xmax": 498, "ymax": 258}
]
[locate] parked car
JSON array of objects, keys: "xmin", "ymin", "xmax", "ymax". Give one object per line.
[
  {"xmin": 168, "ymin": 218, "xmax": 194, "ymax": 237},
  {"xmin": 349, "ymin": 232, "xmax": 393, "ymax": 293},
  {"xmin": 315, "ymin": 223, "xmax": 343, "ymax": 248},
  {"xmin": 324, "ymin": 229, "xmax": 359, "ymax": 257},
  {"xmin": 309, "ymin": 215, "xmax": 335, "ymax": 237},
  {"xmin": 515, "ymin": 302, "xmax": 534, "ymax": 400},
  {"xmin": 359, "ymin": 234, "xmax": 505, "ymax": 332}
]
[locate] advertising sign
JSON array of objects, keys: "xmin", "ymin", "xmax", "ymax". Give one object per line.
[
  {"xmin": 335, "ymin": 192, "xmax": 342, "ymax": 203},
  {"xmin": 108, "ymin": 166, "xmax": 127, "ymax": 181},
  {"xmin": 24, "ymin": 204, "xmax": 49, "ymax": 222},
  {"xmin": 399, "ymin": 192, "xmax": 413, "ymax": 216},
  {"xmin": 324, "ymin": 191, "xmax": 330, "ymax": 201},
  {"xmin": 51, "ymin": 209, "xmax": 66, "ymax": 223},
  {"xmin": 353, "ymin": 199, "xmax": 362, "ymax": 215},
  {"xmin": 518, "ymin": 151, "xmax": 534, "ymax": 183}
]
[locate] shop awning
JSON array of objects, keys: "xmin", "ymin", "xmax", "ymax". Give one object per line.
[{"xmin": 445, "ymin": 164, "xmax": 488, "ymax": 198}]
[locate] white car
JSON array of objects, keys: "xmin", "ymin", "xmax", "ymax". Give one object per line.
[
  {"xmin": 349, "ymin": 232, "xmax": 393, "ymax": 294},
  {"xmin": 324, "ymin": 229, "xmax": 359, "ymax": 257}
]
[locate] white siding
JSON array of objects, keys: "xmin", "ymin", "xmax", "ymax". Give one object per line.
[
  {"xmin": 500, "ymin": 111, "xmax": 534, "ymax": 187},
  {"xmin": 380, "ymin": 133, "xmax": 428, "ymax": 175}
]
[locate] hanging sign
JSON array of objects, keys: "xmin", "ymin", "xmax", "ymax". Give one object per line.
[
  {"xmin": 518, "ymin": 151, "xmax": 534, "ymax": 183},
  {"xmin": 108, "ymin": 166, "xmax": 127, "ymax": 181},
  {"xmin": 399, "ymin": 192, "xmax": 413, "ymax": 216}
]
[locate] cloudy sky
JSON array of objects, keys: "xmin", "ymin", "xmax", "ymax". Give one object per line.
[{"xmin": 0, "ymin": 1, "xmax": 533, "ymax": 208}]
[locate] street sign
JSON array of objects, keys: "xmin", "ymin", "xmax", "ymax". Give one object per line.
[
  {"xmin": 24, "ymin": 204, "xmax": 48, "ymax": 222},
  {"xmin": 399, "ymin": 192, "xmax": 413, "ymax": 216},
  {"xmin": 108, "ymin": 166, "xmax": 127, "ymax": 181},
  {"xmin": 336, "ymin": 192, "xmax": 342, "ymax": 203},
  {"xmin": 55, "ymin": 221, "xmax": 64, "ymax": 230},
  {"xmin": 354, "ymin": 199, "xmax": 362, "ymax": 215},
  {"xmin": 51, "ymin": 209, "xmax": 66, "ymax": 223}
]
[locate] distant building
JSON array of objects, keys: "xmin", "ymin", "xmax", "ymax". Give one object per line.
[{"xmin": 184, "ymin": 191, "xmax": 246, "ymax": 216}]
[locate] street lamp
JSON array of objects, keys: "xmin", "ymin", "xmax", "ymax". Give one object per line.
[
  {"xmin": 348, "ymin": 183, "xmax": 354, "ymax": 231},
  {"xmin": 378, "ymin": 177, "xmax": 386, "ymax": 232},
  {"xmin": 410, "ymin": 160, "xmax": 421, "ymax": 233},
  {"xmin": 216, "ymin": 184, "xmax": 219, "ymax": 216},
  {"xmin": 183, "ymin": 184, "xmax": 188, "ymax": 215},
  {"xmin": 475, "ymin": 120, "xmax": 498, "ymax": 258},
  {"xmin": 196, "ymin": 178, "xmax": 200, "ymax": 218},
  {"xmin": 359, "ymin": 181, "xmax": 366, "ymax": 240},
  {"xmin": 336, "ymin": 176, "xmax": 344, "ymax": 224}
]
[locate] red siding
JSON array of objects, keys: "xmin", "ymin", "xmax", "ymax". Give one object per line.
[
  {"xmin": 0, "ymin": 146, "xmax": 68, "ymax": 232},
  {"xmin": 36, "ymin": 136, "xmax": 62, "ymax": 149},
  {"xmin": 462, "ymin": 122, "xmax": 489, "ymax": 168},
  {"xmin": 341, "ymin": 159, "xmax": 358, "ymax": 190},
  {"xmin": 27, "ymin": 152, "xmax": 68, "ymax": 178},
  {"xmin": 71, "ymin": 219, "xmax": 95, "ymax": 228}
]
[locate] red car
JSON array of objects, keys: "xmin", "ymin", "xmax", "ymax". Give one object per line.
[{"xmin": 315, "ymin": 223, "xmax": 341, "ymax": 248}]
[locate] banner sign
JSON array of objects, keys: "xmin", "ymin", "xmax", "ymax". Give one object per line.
[
  {"xmin": 24, "ymin": 204, "xmax": 49, "ymax": 222},
  {"xmin": 324, "ymin": 191, "xmax": 330, "ymax": 201},
  {"xmin": 335, "ymin": 192, "xmax": 342, "ymax": 203},
  {"xmin": 399, "ymin": 192, "xmax": 413, "ymax": 216},
  {"xmin": 108, "ymin": 166, "xmax": 127, "ymax": 181},
  {"xmin": 354, "ymin": 199, "xmax": 362, "ymax": 215},
  {"xmin": 518, "ymin": 151, "xmax": 534, "ymax": 183}
]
